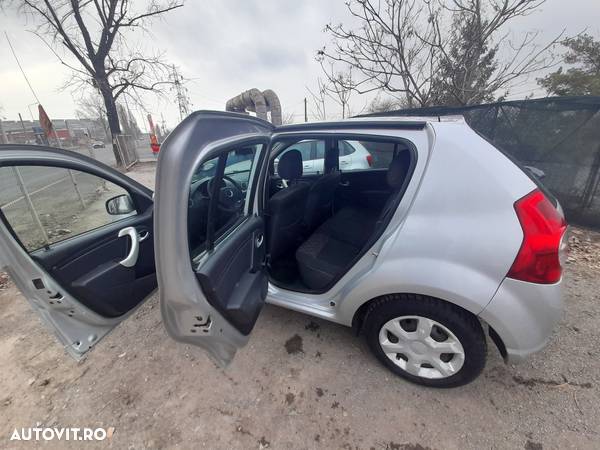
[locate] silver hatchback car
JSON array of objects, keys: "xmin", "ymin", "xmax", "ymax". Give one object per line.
[{"xmin": 0, "ymin": 111, "xmax": 567, "ymax": 387}]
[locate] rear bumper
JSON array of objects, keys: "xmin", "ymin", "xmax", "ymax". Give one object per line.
[{"xmin": 478, "ymin": 277, "xmax": 563, "ymax": 363}]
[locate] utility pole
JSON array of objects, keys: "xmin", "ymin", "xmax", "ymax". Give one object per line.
[
  {"xmin": 304, "ymin": 97, "xmax": 308, "ymax": 122},
  {"xmin": 0, "ymin": 119, "xmax": 8, "ymax": 144},
  {"xmin": 172, "ymin": 65, "xmax": 191, "ymax": 122},
  {"xmin": 18, "ymin": 113, "xmax": 27, "ymax": 132}
]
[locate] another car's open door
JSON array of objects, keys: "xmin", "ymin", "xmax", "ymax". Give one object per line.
[{"xmin": 155, "ymin": 111, "xmax": 274, "ymax": 366}]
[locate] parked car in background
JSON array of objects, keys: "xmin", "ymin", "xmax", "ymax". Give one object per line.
[
  {"xmin": 92, "ymin": 141, "xmax": 106, "ymax": 149},
  {"xmin": 0, "ymin": 112, "xmax": 567, "ymax": 388},
  {"xmin": 274, "ymin": 139, "xmax": 372, "ymax": 175}
]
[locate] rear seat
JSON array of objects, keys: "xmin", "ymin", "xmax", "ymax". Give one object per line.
[
  {"xmin": 295, "ymin": 207, "xmax": 378, "ymax": 290},
  {"xmin": 295, "ymin": 155, "xmax": 408, "ymax": 290}
]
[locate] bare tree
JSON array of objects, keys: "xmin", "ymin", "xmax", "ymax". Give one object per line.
[
  {"xmin": 318, "ymin": 65, "xmax": 356, "ymax": 118},
  {"xmin": 367, "ymin": 96, "xmax": 406, "ymax": 114},
  {"xmin": 281, "ymin": 112, "xmax": 296, "ymax": 125},
  {"xmin": 75, "ymin": 92, "xmax": 109, "ymax": 138},
  {"xmin": 11, "ymin": 0, "xmax": 183, "ymax": 165},
  {"xmin": 318, "ymin": 0, "xmax": 561, "ymax": 107}
]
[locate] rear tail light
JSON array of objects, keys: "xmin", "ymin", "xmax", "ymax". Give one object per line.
[
  {"xmin": 507, "ymin": 189, "xmax": 567, "ymax": 284},
  {"xmin": 366, "ymin": 154, "xmax": 373, "ymax": 167}
]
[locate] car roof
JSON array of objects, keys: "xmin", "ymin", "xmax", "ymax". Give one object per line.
[{"xmin": 274, "ymin": 114, "xmax": 466, "ymax": 133}]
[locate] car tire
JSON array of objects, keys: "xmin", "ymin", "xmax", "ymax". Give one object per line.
[{"xmin": 363, "ymin": 294, "xmax": 486, "ymax": 388}]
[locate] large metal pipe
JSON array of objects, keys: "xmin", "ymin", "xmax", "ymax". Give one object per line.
[
  {"xmin": 262, "ymin": 89, "xmax": 282, "ymax": 125},
  {"xmin": 225, "ymin": 88, "xmax": 282, "ymax": 125},
  {"xmin": 225, "ymin": 88, "xmax": 268, "ymax": 121}
]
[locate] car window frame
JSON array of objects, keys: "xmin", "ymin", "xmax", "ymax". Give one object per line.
[
  {"xmin": 267, "ymin": 130, "xmax": 419, "ymax": 293},
  {"xmin": 189, "ymin": 139, "xmax": 267, "ymax": 261}
]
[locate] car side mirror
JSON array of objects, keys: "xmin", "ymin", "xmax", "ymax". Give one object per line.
[{"xmin": 106, "ymin": 194, "xmax": 135, "ymax": 215}]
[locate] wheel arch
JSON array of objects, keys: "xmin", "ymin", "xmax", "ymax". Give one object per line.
[{"xmin": 350, "ymin": 292, "xmax": 508, "ymax": 361}]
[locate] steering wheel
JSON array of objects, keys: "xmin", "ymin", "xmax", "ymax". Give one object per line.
[
  {"xmin": 215, "ymin": 175, "xmax": 244, "ymax": 213},
  {"xmin": 188, "ymin": 175, "xmax": 244, "ymax": 214}
]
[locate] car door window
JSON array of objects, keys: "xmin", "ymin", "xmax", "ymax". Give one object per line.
[
  {"xmin": 188, "ymin": 144, "xmax": 261, "ymax": 260},
  {"xmin": 314, "ymin": 140, "xmax": 325, "ymax": 173},
  {"xmin": 276, "ymin": 140, "xmax": 327, "ymax": 175},
  {"xmin": 337, "ymin": 140, "xmax": 380, "ymax": 172},
  {"xmin": 0, "ymin": 166, "xmax": 136, "ymax": 252},
  {"xmin": 280, "ymin": 141, "xmax": 311, "ymax": 161}
]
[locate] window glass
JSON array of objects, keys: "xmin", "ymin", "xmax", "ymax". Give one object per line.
[
  {"xmin": 280, "ymin": 141, "xmax": 311, "ymax": 161},
  {"xmin": 0, "ymin": 166, "xmax": 136, "ymax": 252},
  {"xmin": 315, "ymin": 141, "xmax": 325, "ymax": 159},
  {"xmin": 188, "ymin": 144, "xmax": 261, "ymax": 259},
  {"xmin": 276, "ymin": 140, "xmax": 326, "ymax": 176},
  {"xmin": 362, "ymin": 141, "xmax": 397, "ymax": 169},
  {"xmin": 339, "ymin": 141, "xmax": 356, "ymax": 156},
  {"xmin": 338, "ymin": 140, "xmax": 403, "ymax": 172}
]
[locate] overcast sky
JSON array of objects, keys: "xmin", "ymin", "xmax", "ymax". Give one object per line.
[{"xmin": 1, "ymin": 0, "xmax": 599, "ymax": 130}]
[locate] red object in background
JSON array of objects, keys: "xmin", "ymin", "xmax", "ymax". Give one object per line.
[
  {"xmin": 150, "ymin": 134, "xmax": 160, "ymax": 154},
  {"xmin": 38, "ymin": 104, "xmax": 54, "ymax": 139},
  {"xmin": 147, "ymin": 114, "xmax": 160, "ymax": 155},
  {"xmin": 366, "ymin": 154, "xmax": 373, "ymax": 167}
]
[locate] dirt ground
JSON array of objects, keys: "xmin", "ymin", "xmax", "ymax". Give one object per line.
[{"xmin": 1, "ymin": 163, "xmax": 599, "ymax": 450}]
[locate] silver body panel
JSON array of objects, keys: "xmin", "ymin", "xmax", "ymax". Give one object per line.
[{"xmin": 479, "ymin": 277, "xmax": 563, "ymax": 362}]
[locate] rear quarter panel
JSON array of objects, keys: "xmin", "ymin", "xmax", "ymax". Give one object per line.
[{"xmin": 337, "ymin": 121, "xmax": 537, "ymax": 323}]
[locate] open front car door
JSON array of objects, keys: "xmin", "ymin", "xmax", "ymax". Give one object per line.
[
  {"xmin": 0, "ymin": 145, "xmax": 156, "ymax": 359},
  {"xmin": 155, "ymin": 111, "xmax": 274, "ymax": 366}
]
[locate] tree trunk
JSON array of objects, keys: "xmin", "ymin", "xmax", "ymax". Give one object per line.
[{"xmin": 97, "ymin": 76, "xmax": 124, "ymax": 167}]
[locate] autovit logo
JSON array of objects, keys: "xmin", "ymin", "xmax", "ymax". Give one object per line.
[{"xmin": 10, "ymin": 426, "xmax": 114, "ymax": 441}]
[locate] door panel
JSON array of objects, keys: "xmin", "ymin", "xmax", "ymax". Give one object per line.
[
  {"xmin": 155, "ymin": 111, "xmax": 274, "ymax": 366},
  {"xmin": 195, "ymin": 216, "xmax": 267, "ymax": 335},
  {"xmin": 32, "ymin": 210, "xmax": 156, "ymax": 318},
  {"xmin": 336, "ymin": 169, "xmax": 391, "ymax": 211},
  {"xmin": 0, "ymin": 145, "xmax": 155, "ymax": 359}
]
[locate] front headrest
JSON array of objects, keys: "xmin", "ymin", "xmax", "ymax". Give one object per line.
[
  {"xmin": 277, "ymin": 149, "xmax": 303, "ymax": 180},
  {"xmin": 387, "ymin": 157, "xmax": 407, "ymax": 189}
]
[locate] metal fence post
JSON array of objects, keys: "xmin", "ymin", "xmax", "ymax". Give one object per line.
[
  {"xmin": 51, "ymin": 132, "xmax": 87, "ymax": 209},
  {"xmin": 114, "ymin": 135, "xmax": 127, "ymax": 168},
  {"xmin": 12, "ymin": 167, "xmax": 49, "ymax": 246},
  {"xmin": 68, "ymin": 169, "xmax": 86, "ymax": 209},
  {"xmin": 0, "ymin": 119, "xmax": 8, "ymax": 144},
  {"xmin": 88, "ymin": 144, "xmax": 96, "ymax": 160}
]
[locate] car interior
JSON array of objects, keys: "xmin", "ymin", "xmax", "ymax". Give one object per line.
[
  {"xmin": 185, "ymin": 136, "xmax": 414, "ymax": 296},
  {"xmin": 266, "ymin": 137, "xmax": 414, "ymax": 293}
]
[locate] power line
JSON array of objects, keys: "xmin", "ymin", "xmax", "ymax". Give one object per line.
[{"xmin": 4, "ymin": 31, "xmax": 41, "ymax": 105}]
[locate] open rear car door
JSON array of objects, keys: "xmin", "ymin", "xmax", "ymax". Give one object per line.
[{"xmin": 155, "ymin": 111, "xmax": 274, "ymax": 365}]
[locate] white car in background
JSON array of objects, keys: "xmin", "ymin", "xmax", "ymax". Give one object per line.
[{"xmin": 275, "ymin": 139, "xmax": 372, "ymax": 175}]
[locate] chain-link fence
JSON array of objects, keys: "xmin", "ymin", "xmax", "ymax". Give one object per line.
[
  {"xmin": 367, "ymin": 96, "xmax": 600, "ymax": 228},
  {"xmin": 0, "ymin": 118, "xmax": 154, "ymax": 170}
]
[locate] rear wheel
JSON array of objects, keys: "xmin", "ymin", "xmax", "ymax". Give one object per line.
[{"xmin": 363, "ymin": 294, "xmax": 486, "ymax": 388}]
